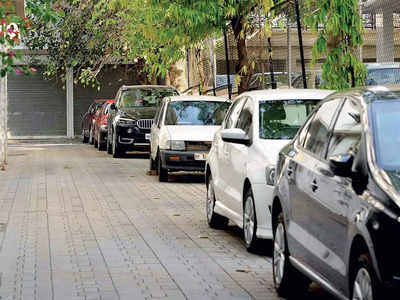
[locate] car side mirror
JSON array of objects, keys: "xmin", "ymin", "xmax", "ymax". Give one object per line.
[
  {"xmin": 221, "ymin": 128, "xmax": 251, "ymax": 146},
  {"xmin": 110, "ymin": 103, "xmax": 116, "ymax": 110},
  {"xmin": 328, "ymin": 154, "xmax": 354, "ymax": 177}
]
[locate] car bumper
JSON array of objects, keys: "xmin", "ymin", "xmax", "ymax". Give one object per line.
[
  {"xmin": 252, "ymin": 183, "xmax": 274, "ymax": 240},
  {"xmin": 160, "ymin": 150, "xmax": 208, "ymax": 172},
  {"xmin": 116, "ymin": 125, "xmax": 150, "ymax": 150}
]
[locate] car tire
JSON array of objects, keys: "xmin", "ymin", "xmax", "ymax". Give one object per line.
[
  {"xmin": 206, "ymin": 174, "xmax": 229, "ymax": 229},
  {"xmin": 273, "ymin": 212, "xmax": 309, "ymax": 297},
  {"xmin": 98, "ymin": 132, "xmax": 105, "ymax": 151},
  {"xmin": 243, "ymin": 189, "xmax": 261, "ymax": 252},
  {"xmin": 157, "ymin": 152, "xmax": 168, "ymax": 182},
  {"xmin": 82, "ymin": 130, "xmax": 89, "ymax": 143},
  {"xmin": 351, "ymin": 253, "xmax": 379, "ymax": 300},
  {"xmin": 107, "ymin": 133, "xmax": 112, "ymax": 154},
  {"xmin": 149, "ymin": 154, "xmax": 156, "ymax": 171},
  {"xmin": 112, "ymin": 132, "xmax": 123, "ymax": 158},
  {"xmin": 89, "ymin": 127, "xmax": 94, "ymax": 145}
]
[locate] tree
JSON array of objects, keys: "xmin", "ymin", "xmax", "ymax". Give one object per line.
[
  {"xmin": 24, "ymin": 0, "xmax": 139, "ymax": 89},
  {"xmin": 305, "ymin": 0, "xmax": 367, "ymax": 90},
  {"xmin": 115, "ymin": 0, "xmax": 274, "ymax": 93}
]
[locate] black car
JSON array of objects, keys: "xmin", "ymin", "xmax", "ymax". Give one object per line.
[
  {"xmin": 107, "ymin": 85, "xmax": 179, "ymax": 157},
  {"xmin": 272, "ymin": 86, "xmax": 400, "ymax": 300}
]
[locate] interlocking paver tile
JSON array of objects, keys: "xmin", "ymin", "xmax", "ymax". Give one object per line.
[{"xmin": 0, "ymin": 144, "xmax": 334, "ymax": 300}]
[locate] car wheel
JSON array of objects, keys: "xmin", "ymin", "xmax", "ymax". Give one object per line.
[
  {"xmin": 273, "ymin": 212, "xmax": 309, "ymax": 297},
  {"xmin": 351, "ymin": 254, "xmax": 378, "ymax": 300},
  {"xmin": 149, "ymin": 154, "xmax": 156, "ymax": 171},
  {"xmin": 98, "ymin": 132, "xmax": 105, "ymax": 151},
  {"xmin": 243, "ymin": 189, "xmax": 260, "ymax": 252},
  {"xmin": 89, "ymin": 127, "xmax": 94, "ymax": 145},
  {"xmin": 206, "ymin": 174, "xmax": 229, "ymax": 228},
  {"xmin": 112, "ymin": 132, "xmax": 123, "ymax": 158},
  {"xmin": 157, "ymin": 152, "xmax": 168, "ymax": 182},
  {"xmin": 107, "ymin": 133, "xmax": 112, "ymax": 154},
  {"xmin": 82, "ymin": 130, "xmax": 89, "ymax": 143}
]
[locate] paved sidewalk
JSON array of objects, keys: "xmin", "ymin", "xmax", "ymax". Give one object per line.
[{"xmin": 0, "ymin": 144, "xmax": 331, "ymax": 300}]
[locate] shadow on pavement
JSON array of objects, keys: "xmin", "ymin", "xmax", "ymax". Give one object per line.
[{"xmin": 167, "ymin": 172, "xmax": 205, "ymax": 184}]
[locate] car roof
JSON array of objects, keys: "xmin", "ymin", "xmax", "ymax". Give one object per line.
[
  {"xmin": 167, "ymin": 95, "xmax": 229, "ymax": 102},
  {"xmin": 239, "ymin": 89, "xmax": 335, "ymax": 102},
  {"xmin": 121, "ymin": 85, "xmax": 178, "ymax": 90},
  {"xmin": 365, "ymin": 63, "xmax": 400, "ymax": 70},
  {"xmin": 328, "ymin": 85, "xmax": 400, "ymax": 105}
]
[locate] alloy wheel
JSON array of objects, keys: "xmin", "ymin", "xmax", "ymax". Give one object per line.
[
  {"xmin": 352, "ymin": 268, "xmax": 373, "ymax": 300},
  {"xmin": 244, "ymin": 196, "xmax": 255, "ymax": 246},
  {"xmin": 273, "ymin": 223, "xmax": 286, "ymax": 285}
]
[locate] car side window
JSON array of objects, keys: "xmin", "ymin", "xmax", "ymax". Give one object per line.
[
  {"xmin": 327, "ymin": 98, "xmax": 362, "ymax": 158},
  {"xmin": 297, "ymin": 112, "xmax": 316, "ymax": 147},
  {"xmin": 235, "ymin": 99, "xmax": 253, "ymax": 136},
  {"xmin": 303, "ymin": 98, "xmax": 342, "ymax": 158},
  {"xmin": 225, "ymin": 97, "xmax": 246, "ymax": 129}
]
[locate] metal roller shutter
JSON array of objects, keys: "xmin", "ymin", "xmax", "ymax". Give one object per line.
[{"xmin": 7, "ymin": 70, "xmax": 66, "ymax": 137}]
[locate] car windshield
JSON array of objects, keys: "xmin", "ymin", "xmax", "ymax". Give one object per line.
[
  {"xmin": 165, "ymin": 101, "xmax": 230, "ymax": 126},
  {"xmin": 120, "ymin": 88, "xmax": 178, "ymax": 108},
  {"xmin": 366, "ymin": 68, "xmax": 400, "ymax": 86},
  {"xmin": 259, "ymin": 100, "xmax": 318, "ymax": 139},
  {"xmin": 372, "ymin": 99, "xmax": 400, "ymax": 170}
]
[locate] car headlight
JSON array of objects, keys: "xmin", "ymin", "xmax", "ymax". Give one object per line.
[
  {"xmin": 170, "ymin": 140, "xmax": 186, "ymax": 151},
  {"xmin": 265, "ymin": 166, "xmax": 276, "ymax": 186},
  {"xmin": 118, "ymin": 118, "xmax": 136, "ymax": 125}
]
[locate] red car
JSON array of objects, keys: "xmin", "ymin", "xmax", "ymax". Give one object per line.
[
  {"xmin": 81, "ymin": 99, "xmax": 107, "ymax": 144},
  {"xmin": 93, "ymin": 99, "xmax": 115, "ymax": 151}
]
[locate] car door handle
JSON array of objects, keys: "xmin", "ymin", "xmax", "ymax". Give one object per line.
[{"xmin": 311, "ymin": 180, "xmax": 318, "ymax": 192}]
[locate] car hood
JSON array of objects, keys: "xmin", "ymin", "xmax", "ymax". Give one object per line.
[
  {"xmin": 119, "ymin": 107, "xmax": 157, "ymax": 120},
  {"xmin": 258, "ymin": 139, "xmax": 291, "ymax": 165},
  {"xmin": 165, "ymin": 125, "xmax": 220, "ymax": 142}
]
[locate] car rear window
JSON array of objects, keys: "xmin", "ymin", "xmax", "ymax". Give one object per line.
[{"xmin": 165, "ymin": 101, "xmax": 230, "ymax": 126}]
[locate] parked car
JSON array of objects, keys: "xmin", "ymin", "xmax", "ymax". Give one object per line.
[
  {"xmin": 205, "ymin": 89, "xmax": 334, "ymax": 251},
  {"xmin": 272, "ymin": 85, "xmax": 400, "ymax": 299},
  {"xmin": 93, "ymin": 99, "xmax": 115, "ymax": 151},
  {"xmin": 107, "ymin": 85, "xmax": 179, "ymax": 157},
  {"xmin": 292, "ymin": 63, "xmax": 400, "ymax": 89},
  {"xmin": 81, "ymin": 99, "xmax": 107, "ymax": 144},
  {"xmin": 150, "ymin": 95, "xmax": 231, "ymax": 182}
]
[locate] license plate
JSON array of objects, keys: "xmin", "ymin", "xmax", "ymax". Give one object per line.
[
  {"xmin": 145, "ymin": 134, "xmax": 151, "ymax": 140},
  {"xmin": 194, "ymin": 153, "xmax": 208, "ymax": 161}
]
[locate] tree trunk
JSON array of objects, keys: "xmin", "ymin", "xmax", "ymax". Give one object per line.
[{"xmin": 232, "ymin": 16, "xmax": 249, "ymax": 94}]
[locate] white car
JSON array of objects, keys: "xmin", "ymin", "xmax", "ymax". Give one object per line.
[
  {"xmin": 149, "ymin": 95, "xmax": 231, "ymax": 182},
  {"xmin": 205, "ymin": 89, "xmax": 334, "ymax": 251}
]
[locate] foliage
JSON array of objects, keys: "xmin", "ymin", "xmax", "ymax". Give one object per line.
[
  {"xmin": 24, "ymin": 0, "xmax": 141, "ymax": 89},
  {"xmin": 0, "ymin": 0, "xmax": 40, "ymax": 77},
  {"xmin": 305, "ymin": 0, "xmax": 367, "ymax": 90}
]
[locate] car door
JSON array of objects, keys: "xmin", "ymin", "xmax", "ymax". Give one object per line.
[
  {"xmin": 151, "ymin": 100, "xmax": 166, "ymax": 158},
  {"xmin": 310, "ymin": 98, "xmax": 362, "ymax": 291},
  {"xmin": 226, "ymin": 98, "xmax": 253, "ymax": 220},
  {"xmin": 287, "ymin": 98, "xmax": 343, "ymax": 267},
  {"xmin": 213, "ymin": 97, "xmax": 247, "ymax": 209},
  {"xmin": 108, "ymin": 91, "xmax": 121, "ymax": 141}
]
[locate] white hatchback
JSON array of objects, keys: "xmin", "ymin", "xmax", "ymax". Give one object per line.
[
  {"xmin": 150, "ymin": 95, "xmax": 231, "ymax": 182},
  {"xmin": 205, "ymin": 89, "xmax": 334, "ymax": 251}
]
